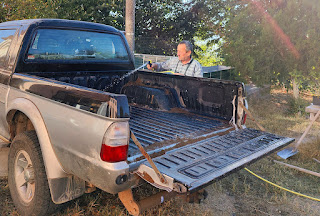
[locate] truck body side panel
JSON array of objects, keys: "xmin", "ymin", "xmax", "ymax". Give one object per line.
[
  {"xmin": 7, "ymin": 75, "xmax": 132, "ymax": 194},
  {"xmin": 5, "ymin": 97, "xmax": 85, "ymax": 203}
]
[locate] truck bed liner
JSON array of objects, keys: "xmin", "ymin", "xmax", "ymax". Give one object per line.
[{"xmin": 128, "ymin": 106, "xmax": 229, "ymax": 158}]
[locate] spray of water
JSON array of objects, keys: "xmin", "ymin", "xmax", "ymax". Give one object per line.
[{"xmin": 104, "ymin": 61, "xmax": 151, "ymax": 91}]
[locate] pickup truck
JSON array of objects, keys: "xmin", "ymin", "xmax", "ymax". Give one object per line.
[{"xmin": 0, "ymin": 19, "xmax": 294, "ymax": 216}]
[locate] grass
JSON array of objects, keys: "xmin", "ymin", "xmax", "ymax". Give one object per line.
[{"xmin": 1, "ymin": 87, "xmax": 320, "ymax": 215}]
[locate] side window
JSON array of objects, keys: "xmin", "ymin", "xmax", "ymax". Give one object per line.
[{"xmin": 0, "ymin": 29, "xmax": 16, "ymax": 67}]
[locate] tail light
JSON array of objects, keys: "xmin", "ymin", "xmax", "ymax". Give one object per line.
[{"xmin": 100, "ymin": 122, "xmax": 129, "ymax": 162}]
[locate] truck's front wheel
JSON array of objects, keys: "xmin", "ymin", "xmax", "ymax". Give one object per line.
[{"xmin": 8, "ymin": 131, "xmax": 56, "ymax": 216}]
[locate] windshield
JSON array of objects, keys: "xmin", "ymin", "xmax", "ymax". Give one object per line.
[{"xmin": 27, "ymin": 29, "xmax": 129, "ymax": 61}]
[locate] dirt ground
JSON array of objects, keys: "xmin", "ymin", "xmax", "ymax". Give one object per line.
[{"xmin": 1, "ymin": 171, "xmax": 319, "ymax": 216}]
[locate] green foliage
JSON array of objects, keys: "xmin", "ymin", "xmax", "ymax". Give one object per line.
[
  {"xmin": 135, "ymin": 0, "xmax": 198, "ymax": 55},
  {"xmin": 286, "ymin": 97, "xmax": 308, "ymax": 115},
  {"xmin": 1, "ymin": 0, "xmax": 125, "ymax": 28},
  {"xmin": 1, "ymin": 0, "xmax": 228, "ymax": 64},
  {"xmin": 3, "ymin": 0, "xmax": 319, "ymax": 90},
  {"xmin": 1, "ymin": 0, "xmax": 56, "ymax": 21},
  {"xmin": 223, "ymin": 0, "xmax": 320, "ymax": 93},
  {"xmin": 194, "ymin": 37, "xmax": 223, "ymax": 66},
  {"xmin": 135, "ymin": 0, "xmax": 228, "ymax": 56},
  {"xmin": 52, "ymin": 0, "xmax": 125, "ymax": 30}
]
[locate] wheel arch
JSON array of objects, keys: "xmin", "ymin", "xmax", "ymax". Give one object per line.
[
  {"xmin": 6, "ymin": 98, "xmax": 68, "ymax": 180},
  {"xmin": 6, "ymin": 98, "xmax": 86, "ymax": 204}
]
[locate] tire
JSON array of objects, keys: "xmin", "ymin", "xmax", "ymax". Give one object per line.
[{"xmin": 8, "ymin": 130, "xmax": 57, "ymax": 216}]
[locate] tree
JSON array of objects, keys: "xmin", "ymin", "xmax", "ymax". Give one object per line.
[
  {"xmin": 222, "ymin": 0, "xmax": 320, "ymax": 98},
  {"xmin": 135, "ymin": 1, "xmax": 197, "ymax": 55},
  {"xmin": 1, "ymin": 0, "xmax": 229, "ymax": 66},
  {"xmin": 0, "ymin": 5, "xmax": 6, "ymax": 23},
  {"xmin": 135, "ymin": 0, "xmax": 228, "ymax": 56},
  {"xmin": 52, "ymin": 0, "xmax": 125, "ymax": 30},
  {"xmin": 194, "ymin": 37, "xmax": 223, "ymax": 66},
  {"xmin": 0, "ymin": 0, "xmax": 125, "ymax": 29},
  {"xmin": 1, "ymin": 0, "xmax": 56, "ymax": 21}
]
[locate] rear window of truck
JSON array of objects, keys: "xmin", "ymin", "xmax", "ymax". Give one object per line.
[{"xmin": 26, "ymin": 29, "xmax": 129, "ymax": 61}]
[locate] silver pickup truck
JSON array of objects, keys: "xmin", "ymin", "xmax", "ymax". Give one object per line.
[{"xmin": 0, "ymin": 19, "xmax": 294, "ymax": 216}]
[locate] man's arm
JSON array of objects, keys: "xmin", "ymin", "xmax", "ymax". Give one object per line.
[
  {"xmin": 147, "ymin": 63, "xmax": 159, "ymax": 70},
  {"xmin": 147, "ymin": 59, "xmax": 174, "ymax": 71}
]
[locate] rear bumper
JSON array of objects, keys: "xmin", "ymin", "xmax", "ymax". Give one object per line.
[
  {"xmin": 55, "ymin": 147, "xmax": 136, "ymax": 194},
  {"xmin": 80, "ymin": 158, "xmax": 134, "ymax": 194}
]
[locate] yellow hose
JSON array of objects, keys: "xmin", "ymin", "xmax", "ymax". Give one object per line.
[{"xmin": 244, "ymin": 168, "xmax": 320, "ymax": 202}]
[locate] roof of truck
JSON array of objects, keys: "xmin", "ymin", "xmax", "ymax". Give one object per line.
[{"xmin": 0, "ymin": 19, "xmax": 120, "ymax": 33}]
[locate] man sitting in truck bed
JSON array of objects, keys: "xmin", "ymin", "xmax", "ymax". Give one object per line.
[{"xmin": 147, "ymin": 40, "xmax": 203, "ymax": 77}]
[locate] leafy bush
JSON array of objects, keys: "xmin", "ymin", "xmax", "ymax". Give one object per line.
[{"xmin": 286, "ymin": 97, "xmax": 308, "ymax": 115}]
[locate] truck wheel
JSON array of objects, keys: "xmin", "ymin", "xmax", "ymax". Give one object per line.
[{"xmin": 8, "ymin": 131, "xmax": 56, "ymax": 216}]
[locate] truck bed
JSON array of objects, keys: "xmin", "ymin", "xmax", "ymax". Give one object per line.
[{"xmin": 128, "ymin": 106, "xmax": 231, "ymax": 160}]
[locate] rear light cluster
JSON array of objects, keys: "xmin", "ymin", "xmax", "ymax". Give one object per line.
[{"xmin": 100, "ymin": 122, "xmax": 130, "ymax": 163}]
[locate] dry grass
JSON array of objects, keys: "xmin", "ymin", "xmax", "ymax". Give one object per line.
[{"xmin": 1, "ymin": 87, "xmax": 320, "ymax": 215}]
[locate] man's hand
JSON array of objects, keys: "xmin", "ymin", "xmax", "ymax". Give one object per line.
[{"xmin": 147, "ymin": 63, "xmax": 158, "ymax": 70}]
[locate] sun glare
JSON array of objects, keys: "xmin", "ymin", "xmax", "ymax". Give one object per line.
[{"xmin": 251, "ymin": 0, "xmax": 300, "ymax": 59}]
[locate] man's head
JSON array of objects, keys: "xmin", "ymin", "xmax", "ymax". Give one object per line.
[{"xmin": 177, "ymin": 40, "xmax": 193, "ymax": 64}]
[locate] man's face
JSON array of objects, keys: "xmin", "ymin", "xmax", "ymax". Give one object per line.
[{"xmin": 177, "ymin": 44, "xmax": 191, "ymax": 62}]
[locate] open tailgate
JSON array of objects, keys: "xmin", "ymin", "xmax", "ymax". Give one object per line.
[{"xmin": 135, "ymin": 128, "xmax": 294, "ymax": 192}]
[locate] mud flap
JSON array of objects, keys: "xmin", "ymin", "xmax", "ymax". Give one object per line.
[{"xmin": 136, "ymin": 128, "xmax": 294, "ymax": 192}]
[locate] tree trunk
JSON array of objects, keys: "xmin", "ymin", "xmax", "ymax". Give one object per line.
[
  {"xmin": 292, "ymin": 78, "xmax": 299, "ymax": 99},
  {"xmin": 125, "ymin": 0, "xmax": 135, "ymax": 54}
]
